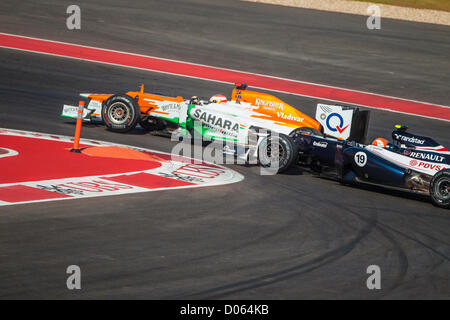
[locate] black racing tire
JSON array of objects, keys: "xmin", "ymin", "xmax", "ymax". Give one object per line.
[
  {"xmin": 139, "ymin": 116, "xmax": 167, "ymax": 131},
  {"xmin": 430, "ymin": 169, "xmax": 450, "ymax": 209},
  {"xmin": 289, "ymin": 126, "xmax": 323, "ymax": 138},
  {"xmin": 258, "ymin": 133, "xmax": 298, "ymax": 174},
  {"xmin": 102, "ymin": 94, "xmax": 140, "ymax": 133}
]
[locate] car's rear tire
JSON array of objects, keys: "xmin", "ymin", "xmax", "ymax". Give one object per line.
[
  {"xmin": 102, "ymin": 94, "xmax": 140, "ymax": 133},
  {"xmin": 258, "ymin": 133, "xmax": 298, "ymax": 174},
  {"xmin": 289, "ymin": 126, "xmax": 323, "ymax": 138},
  {"xmin": 430, "ymin": 169, "xmax": 450, "ymax": 209}
]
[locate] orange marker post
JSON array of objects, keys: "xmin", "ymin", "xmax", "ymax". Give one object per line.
[{"xmin": 70, "ymin": 101, "xmax": 85, "ymax": 153}]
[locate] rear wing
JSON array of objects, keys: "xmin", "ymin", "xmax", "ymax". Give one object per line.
[{"xmin": 315, "ymin": 103, "xmax": 370, "ymax": 143}]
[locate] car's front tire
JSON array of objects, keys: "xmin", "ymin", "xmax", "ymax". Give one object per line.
[
  {"xmin": 102, "ymin": 94, "xmax": 140, "ymax": 133},
  {"xmin": 289, "ymin": 126, "xmax": 323, "ymax": 138},
  {"xmin": 430, "ymin": 169, "xmax": 450, "ymax": 209}
]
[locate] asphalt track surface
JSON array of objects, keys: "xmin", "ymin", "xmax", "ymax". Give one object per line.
[{"xmin": 0, "ymin": 0, "xmax": 449, "ymax": 299}]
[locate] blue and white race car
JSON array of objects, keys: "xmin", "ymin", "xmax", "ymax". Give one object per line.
[{"xmin": 291, "ymin": 125, "xmax": 450, "ymax": 208}]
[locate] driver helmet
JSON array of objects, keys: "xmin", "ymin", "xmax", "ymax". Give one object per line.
[
  {"xmin": 209, "ymin": 94, "xmax": 228, "ymax": 104},
  {"xmin": 190, "ymin": 96, "xmax": 200, "ymax": 105},
  {"xmin": 372, "ymin": 137, "xmax": 389, "ymax": 148}
]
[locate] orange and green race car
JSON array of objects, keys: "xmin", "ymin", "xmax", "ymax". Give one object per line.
[{"xmin": 62, "ymin": 83, "xmax": 369, "ymax": 172}]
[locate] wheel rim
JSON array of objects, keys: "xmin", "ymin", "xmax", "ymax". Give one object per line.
[
  {"xmin": 263, "ymin": 140, "xmax": 286, "ymax": 167},
  {"xmin": 266, "ymin": 142, "xmax": 284, "ymax": 159},
  {"xmin": 108, "ymin": 102, "xmax": 130, "ymax": 125},
  {"xmin": 436, "ymin": 179, "xmax": 450, "ymax": 200}
]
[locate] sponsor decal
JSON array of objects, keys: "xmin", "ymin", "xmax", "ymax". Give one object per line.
[
  {"xmin": 161, "ymin": 103, "xmax": 182, "ymax": 112},
  {"xmin": 36, "ymin": 180, "xmax": 134, "ymax": 194},
  {"xmin": 254, "ymin": 98, "xmax": 284, "ymax": 110},
  {"xmin": 65, "ymin": 106, "xmax": 77, "ymax": 113},
  {"xmin": 394, "ymin": 134, "xmax": 425, "ymax": 145},
  {"xmin": 326, "ymin": 113, "xmax": 349, "ymax": 133},
  {"xmin": 406, "ymin": 151, "xmax": 444, "ymax": 162},
  {"xmin": 58, "ymin": 180, "xmax": 134, "ymax": 193},
  {"xmin": 173, "ymin": 164, "xmax": 226, "ymax": 179},
  {"xmin": 417, "ymin": 162, "xmax": 444, "ymax": 171},
  {"xmin": 158, "ymin": 172, "xmax": 205, "ymax": 183},
  {"xmin": 316, "ymin": 104, "xmax": 353, "ymax": 140},
  {"xmin": 313, "ymin": 141, "xmax": 328, "ymax": 148},
  {"xmin": 192, "ymin": 109, "xmax": 240, "ymax": 135},
  {"xmin": 276, "ymin": 112, "xmax": 304, "ymax": 123},
  {"xmin": 409, "ymin": 159, "xmax": 418, "ymax": 166},
  {"xmin": 36, "ymin": 184, "xmax": 85, "ymax": 195}
]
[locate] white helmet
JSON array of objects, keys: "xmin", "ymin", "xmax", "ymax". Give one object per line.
[{"xmin": 209, "ymin": 94, "xmax": 228, "ymax": 104}]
